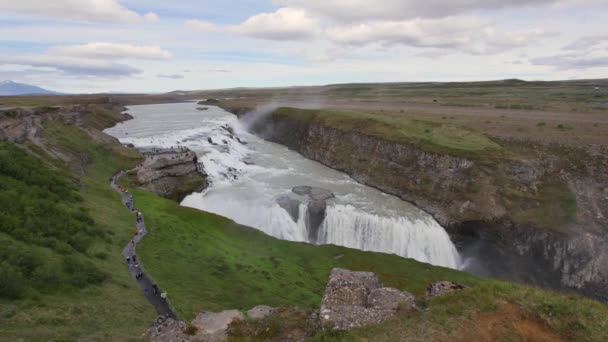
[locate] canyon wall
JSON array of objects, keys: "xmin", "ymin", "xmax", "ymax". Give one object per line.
[{"xmin": 238, "ymin": 107, "xmax": 608, "ymax": 301}]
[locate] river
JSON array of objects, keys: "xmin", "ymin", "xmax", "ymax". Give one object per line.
[{"xmin": 105, "ymin": 102, "xmax": 461, "ymax": 269}]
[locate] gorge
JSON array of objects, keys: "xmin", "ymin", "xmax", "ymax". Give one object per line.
[{"xmin": 105, "ymin": 102, "xmax": 461, "ymax": 270}]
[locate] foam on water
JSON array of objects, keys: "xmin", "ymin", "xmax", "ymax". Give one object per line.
[{"xmin": 105, "ymin": 102, "xmax": 461, "ymax": 269}]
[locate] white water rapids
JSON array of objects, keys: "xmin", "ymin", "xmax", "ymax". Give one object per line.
[{"xmin": 105, "ymin": 102, "xmax": 461, "ymax": 269}]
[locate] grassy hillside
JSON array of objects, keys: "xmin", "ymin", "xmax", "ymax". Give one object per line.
[{"xmin": 0, "ymin": 111, "xmax": 155, "ymax": 340}]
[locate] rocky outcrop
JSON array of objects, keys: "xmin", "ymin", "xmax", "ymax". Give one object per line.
[
  {"xmin": 246, "ymin": 305, "xmax": 274, "ymax": 319},
  {"xmin": 136, "ymin": 148, "xmax": 208, "ymax": 202},
  {"xmin": 147, "ymin": 306, "xmax": 275, "ymax": 342},
  {"xmin": 277, "ymin": 186, "xmax": 334, "ymax": 242},
  {"xmin": 320, "ymin": 268, "xmax": 415, "ymax": 330},
  {"xmin": 426, "ymin": 281, "xmax": 467, "ymax": 297},
  {"xmin": 242, "ymin": 107, "xmax": 608, "ymax": 301}
]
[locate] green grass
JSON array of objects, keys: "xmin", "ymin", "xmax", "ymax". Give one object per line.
[
  {"xmin": 0, "ymin": 111, "xmax": 154, "ymax": 340},
  {"xmin": 130, "ymin": 187, "xmax": 478, "ymax": 320},
  {"xmin": 272, "ymin": 107, "xmax": 501, "ymax": 157}
]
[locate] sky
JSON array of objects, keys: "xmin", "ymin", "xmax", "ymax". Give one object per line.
[{"xmin": 0, "ymin": 0, "xmax": 607, "ymax": 93}]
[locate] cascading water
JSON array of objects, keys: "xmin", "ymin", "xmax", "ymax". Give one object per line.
[{"xmin": 105, "ymin": 102, "xmax": 461, "ymax": 269}]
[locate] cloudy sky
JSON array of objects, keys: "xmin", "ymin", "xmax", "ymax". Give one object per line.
[{"xmin": 0, "ymin": 0, "xmax": 607, "ymax": 93}]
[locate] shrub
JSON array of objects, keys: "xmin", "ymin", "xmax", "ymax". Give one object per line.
[
  {"xmin": 185, "ymin": 324, "xmax": 198, "ymax": 335},
  {"xmin": 537, "ymin": 122, "xmax": 546, "ymax": 127},
  {"xmin": 62, "ymin": 255, "xmax": 108, "ymax": 288},
  {"xmin": 0, "ymin": 262, "xmax": 28, "ymax": 299}
]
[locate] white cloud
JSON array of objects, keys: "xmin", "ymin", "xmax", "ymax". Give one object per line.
[
  {"xmin": 0, "ymin": 55, "xmax": 141, "ymax": 77},
  {"xmin": 232, "ymin": 8, "xmax": 320, "ymax": 41},
  {"xmin": 48, "ymin": 42, "xmax": 172, "ymax": 60},
  {"xmin": 185, "ymin": 19, "xmax": 217, "ymax": 32},
  {"xmin": 144, "ymin": 12, "xmax": 160, "ymax": 22},
  {"xmin": 0, "ymin": 0, "xmax": 148, "ymax": 23},
  {"xmin": 326, "ymin": 17, "xmax": 554, "ymax": 55},
  {"xmin": 157, "ymin": 73, "xmax": 184, "ymax": 79},
  {"xmin": 0, "ymin": 42, "xmax": 173, "ymax": 78},
  {"xmin": 531, "ymin": 53, "xmax": 608, "ymax": 69},
  {"xmin": 275, "ymin": 0, "xmax": 566, "ymax": 21},
  {"xmin": 563, "ymin": 35, "xmax": 608, "ymax": 50}
]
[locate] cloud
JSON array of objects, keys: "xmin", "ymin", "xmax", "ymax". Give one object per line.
[
  {"xmin": 185, "ymin": 19, "xmax": 217, "ymax": 31},
  {"xmin": 157, "ymin": 73, "xmax": 184, "ymax": 79},
  {"xmin": 0, "ymin": 42, "xmax": 172, "ymax": 78},
  {"xmin": 326, "ymin": 17, "xmax": 554, "ymax": 55},
  {"xmin": 275, "ymin": 0, "xmax": 566, "ymax": 21},
  {"xmin": 48, "ymin": 42, "xmax": 172, "ymax": 60},
  {"xmin": 531, "ymin": 53, "xmax": 608, "ymax": 69},
  {"xmin": 208, "ymin": 69, "xmax": 232, "ymax": 73},
  {"xmin": 563, "ymin": 35, "xmax": 608, "ymax": 50},
  {"xmin": 232, "ymin": 7, "xmax": 320, "ymax": 41},
  {"xmin": 144, "ymin": 12, "xmax": 160, "ymax": 22},
  {"xmin": 0, "ymin": 55, "xmax": 141, "ymax": 77},
  {"xmin": 0, "ymin": 0, "xmax": 151, "ymax": 23}
]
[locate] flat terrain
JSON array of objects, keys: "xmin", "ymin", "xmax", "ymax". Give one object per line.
[{"xmin": 205, "ymin": 79, "xmax": 608, "ymax": 146}]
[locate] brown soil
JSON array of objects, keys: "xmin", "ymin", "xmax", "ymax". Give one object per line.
[{"xmin": 454, "ymin": 303, "xmax": 565, "ymax": 342}]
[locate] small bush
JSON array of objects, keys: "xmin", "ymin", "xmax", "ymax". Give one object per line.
[
  {"xmin": 62, "ymin": 255, "xmax": 107, "ymax": 288},
  {"xmin": 537, "ymin": 122, "xmax": 546, "ymax": 127},
  {"xmin": 185, "ymin": 324, "xmax": 198, "ymax": 335},
  {"xmin": 0, "ymin": 262, "xmax": 28, "ymax": 299}
]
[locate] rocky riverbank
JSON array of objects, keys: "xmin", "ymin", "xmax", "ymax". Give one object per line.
[{"xmin": 226, "ymin": 105, "xmax": 608, "ymax": 302}]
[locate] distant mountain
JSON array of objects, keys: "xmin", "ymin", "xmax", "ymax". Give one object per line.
[{"xmin": 0, "ymin": 80, "xmax": 60, "ymax": 96}]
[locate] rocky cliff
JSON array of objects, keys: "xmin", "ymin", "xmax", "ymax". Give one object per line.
[
  {"xmin": 236, "ymin": 106, "xmax": 608, "ymax": 301},
  {"xmin": 134, "ymin": 148, "xmax": 208, "ymax": 202}
]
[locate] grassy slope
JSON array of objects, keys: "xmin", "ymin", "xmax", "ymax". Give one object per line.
[
  {"xmin": 128, "ymin": 186, "xmax": 608, "ymax": 341},
  {"xmin": 0, "ymin": 112, "xmax": 155, "ymax": 340}
]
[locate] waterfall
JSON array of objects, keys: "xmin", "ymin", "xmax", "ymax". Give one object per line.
[
  {"xmin": 318, "ymin": 205, "xmax": 460, "ymax": 269},
  {"xmin": 106, "ymin": 102, "xmax": 462, "ymax": 271}
]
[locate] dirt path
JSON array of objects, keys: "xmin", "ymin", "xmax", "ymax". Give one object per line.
[{"xmin": 111, "ymin": 171, "xmax": 177, "ymax": 319}]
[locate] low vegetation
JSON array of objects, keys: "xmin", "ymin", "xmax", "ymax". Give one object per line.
[
  {"xmin": 0, "ymin": 109, "xmax": 154, "ymax": 340},
  {"xmin": 272, "ymin": 107, "xmax": 501, "ymax": 157}
]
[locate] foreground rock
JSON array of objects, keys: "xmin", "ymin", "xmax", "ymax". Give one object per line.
[
  {"xmin": 147, "ymin": 306, "xmax": 273, "ymax": 342},
  {"xmin": 320, "ymin": 268, "xmax": 415, "ymax": 330},
  {"xmin": 277, "ymin": 186, "xmax": 334, "ymax": 243},
  {"xmin": 135, "ymin": 147, "xmax": 208, "ymax": 202},
  {"xmin": 426, "ymin": 281, "xmax": 467, "ymax": 297}
]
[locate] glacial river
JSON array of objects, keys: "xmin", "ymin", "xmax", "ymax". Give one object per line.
[{"xmin": 105, "ymin": 102, "xmax": 461, "ymax": 269}]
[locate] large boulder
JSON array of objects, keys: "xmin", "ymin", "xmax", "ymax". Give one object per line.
[
  {"xmin": 146, "ymin": 316, "xmax": 188, "ymax": 342},
  {"xmin": 190, "ymin": 310, "xmax": 244, "ymax": 342},
  {"xmin": 320, "ymin": 268, "xmax": 415, "ymax": 330}
]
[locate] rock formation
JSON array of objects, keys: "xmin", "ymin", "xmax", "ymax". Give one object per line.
[
  {"xmin": 319, "ymin": 268, "xmax": 415, "ymax": 330},
  {"xmin": 136, "ymin": 148, "xmax": 208, "ymax": 202},
  {"xmin": 277, "ymin": 186, "xmax": 334, "ymax": 242},
  {"xmin": 147, "ymin": 306, "xmax": 274, "ymax": 342},
  {"xmin": 426, "ymin": 281, "xmax": 467, "ymax": 297}
]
